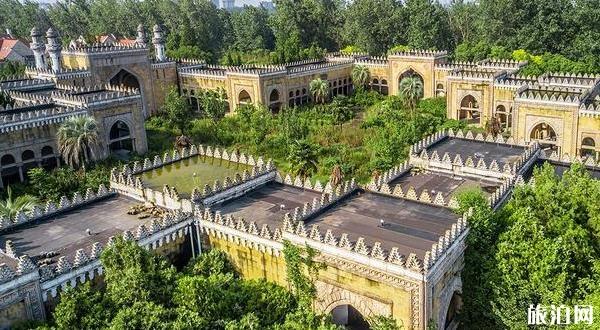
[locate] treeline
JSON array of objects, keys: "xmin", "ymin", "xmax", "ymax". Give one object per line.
[{"xmin": 1, "ymin": 0, "xmax": 599, "ymax": 71}]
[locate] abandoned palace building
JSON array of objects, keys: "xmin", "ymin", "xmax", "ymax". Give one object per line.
[{"xmin": 0, "ymin": 26, "xmax": 600, "ymax": 330}]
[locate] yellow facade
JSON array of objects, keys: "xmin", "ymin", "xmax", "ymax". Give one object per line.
[{"xmin": 204, "ymin": 234, "xmax": 416, "ymax": 328}]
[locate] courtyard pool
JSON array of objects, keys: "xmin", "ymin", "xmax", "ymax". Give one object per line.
[{"xmin": 138, "ymin": 155, "xmax": 251, "ymax": 197}]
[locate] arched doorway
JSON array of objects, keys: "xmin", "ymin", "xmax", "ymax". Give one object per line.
[
  {"xmin": 495, "ymin": 105, "xmax": 511, "ymax": 132},
  {"xmin": 269, "ymin": 89, "xmax": 281, "ymax": 113},
  {"xmin": 1, "ymin": 154, "xmax": 20, "ymax": 187},
  {"xmin": 41, "ymin": 146, "xmax": 58, "ymax": 171},
  {"xmin": 109, "ymin": 69, "xmax": 140, "ymax": 90},
  {"xmin": 109, "ymin": 120, "xmax": 134, "ymax": 155},
  {"xmin": 331, "ymin": 304, "xmax": 370, "ymax": 330},
  {"xmin": 459, "ymin": 95, "xmax": 481, "ymax": 125},
  {"xmin": 109, "ymin": 69, "xmax": 145, "ymax": 117},
  {"xmin": 21, "ymin": 150, "xmax": 37, "ymax": 180},
  {"xmin": 530, "ymin": 122, "xmax": 558, "ymax": 152},
  {"xmin": 238, "ymin": 90, "xmax": 252, "ymax": 105},
  {"xmin": 445, "ymin": 292, "xmax": 463, "ymax": 329},
  {"xmin": 398, "ymin": 69, "xmax": 425, "ymax": 96},
  {"xmin": 581, "ymin": 137, "xmax": 596, "ymax": 159},
  {"xmin": 380, "ymin": 79, "xmax": 388, "ymax": 95},
  {"xmin": 436, "ymin": 83, "xmax": 445, "ymax": 97}
]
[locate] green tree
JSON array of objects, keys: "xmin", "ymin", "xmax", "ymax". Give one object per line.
[
  {"xmin": 57, "ymin": 116, "xmax": 101, "ymax": 169},
  {"xmin": 398, "ymin": 76, "xmax": 424, "ymax": 120},
  {"xmin": 309, "ymin": 78, "xmax": 329, "ymax": 104},
  {"xmin": 187, "ymin": 248, "xmax": 237, "ymax": 277},
  {"xmin": 101, "ymin": 237, "xmax": 177, "ymax": 307},
  {"xmin": 351, "ymin": 65, "xmax": 370, "ymax": 91},
  {"xmin": 162, "ymin": 87, "xmax": 193, "ymax": 135},
  {"xmin": 52, "ymin": 282, "xmax": 111, "ymax": 329},
  {"xmin": 287, "ymin": 140, "xmax": 319, "ymax": 179},
  {"xmin": 405, "ymin": 0, "xmax": 453, "ymax": 50},
  {"xmin": 0, "ymin": 186, "xmax": 39, "ymax": 220},
  {"xmin": 342, "ymin": 0, "xmax": 406, "ymax": 55},
  {"xmin": 230, "ymin": 6, "xmax": 274, "ymax": 52},
  {"xmin": 201, "ymin": 88, "xmax": 228, "ymax": 122},
  {"xmin": 369, "ymin": 315, "xmax": 403, "ymax": 330},
  {"xmin": 108, "ymin": 301, "xmax": 171, "ymax": 330}
]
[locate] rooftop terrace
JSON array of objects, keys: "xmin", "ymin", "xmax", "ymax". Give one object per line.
[
  {"xmin": 427, "ymin": 137, "xmax": 525, "ymax": 168},
  {"xmin": 389, "ymin": 169, "xmax": 499, "ymax": 199},
  {"xmin": 217, "ymin": 182, "xmax": 322, "ymax": 229},
  {"xmin": 0, "ymin": 194, "xmax": 152, "ymax": 266},
  {"xmin": 306, "ymin": 191, "xmax": 458, "ymax": 259}
]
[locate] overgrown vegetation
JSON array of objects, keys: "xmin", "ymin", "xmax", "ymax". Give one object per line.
[
  {"xmin": 148, "ymin": 90, "xmax": 458, "ymax": 183},
  {"xmin": 457, "ymin": 163, "xmax": 600, "ymax": 328}
]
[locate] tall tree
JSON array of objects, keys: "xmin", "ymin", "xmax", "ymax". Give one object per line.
[
  {"xmin": 287, "ymin": 140, "xmax": 319, "ymax": 179},
  {"xmin": 309, "ymin": 78, "xmax": 329, "ymax": 104},
  {"xmin": 162, "ymin": 87, "xmax": 193, "ymax": 135},
  {"xmin": 230, "ymin": 6, "xmax": 274, "ymax": 52},
  {"xmin": 342, "ymin": 0, "xmax": 406, "ymax": 55},
  {"xmin": 398, "ymin": 76, "xmax": 423, "ymax": 120},
  {"xmin": 57, "ymin": 116, "xmax": 101, "ymax": 169},
  {"xmin": 405, "ymin": 0, "xmax": 453, "ymax": 50},
  {"xmin": 351, "ymin": 65, "xmax": 370, "ymax": 90}
]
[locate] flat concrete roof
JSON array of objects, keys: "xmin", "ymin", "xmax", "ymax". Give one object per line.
[
  {"xmin": 0, "ymin": 195, "xmax": 153, "ymax": 265},
  {"xmin": 217, "ymin": 182, "xmax": 322, "ymax": 229},
  {"xmin": 307, "ymin": 191, "xmax": 458, "ymax": 259},
  {"xmin": 428, "ymin": 137, "xmax": 524, "ymax": 167},
  {"xmin": 390, "ymin": 170, "xmax": 499, "ymax": 199}
]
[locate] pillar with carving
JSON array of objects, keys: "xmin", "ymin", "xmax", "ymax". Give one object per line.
[
  {"xmin": 152, "ymin": 24, "xmax": 166, "ymax": 61},
  {"xmin": 45, "ymin": 28, "xmax": 62, "ymax": 72},
  {"xmin": 30, "ymin": 27, "xmax": 46, "ymax": 69}
]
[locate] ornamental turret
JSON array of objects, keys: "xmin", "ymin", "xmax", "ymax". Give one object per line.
[
  {"xmin": 45, "ymin": 28, "xmax": 62, "ymax": 72},
  {"xmin": 152, "ymin": 24, "xmax": 166, "ymax": 61},
  {"xmin": 30, "ymin": 27, "xmax": 46, "ymax": 69},
  {"xmin": 135, "ymin": 24, "xmax": 147, "ymax": 47}
]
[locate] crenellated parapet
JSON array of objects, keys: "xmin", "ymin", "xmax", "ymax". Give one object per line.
[
  {"xmin": 388, "ymin": 49, "xmax": 448, "ymax": 59},
  {"xmin": 50, "ymin": 84, "xmax": 141, "ymax": 107},
  {"xmin": 0, "ymin": 104, "xmax": 87, "ymax": 133},
  {"xmin": 366, "ymin": 160, "xmax": 411, "ymax": 190},
  {"xmin": 538, "ymin": 72, "xmax": 600, "ymax": 88},
  {"xmin": 25, "ymin": 67, "xmax": 91, "ymax": 80},
  {"xmin": 448, "ymin": 67, "xmax": 503, "ymax": 82},
  {"xmin": 0, "ymin": 76, "xmax": 54, "ymax": 91},
  {"xmin": 516, "ymin": 84, "xmax": 588, "ymax": 104},
  {"xmin": 421, "ymin": 209, "xmax": 470, "ymax": 273},
  {"xmin": 63, "ymin": 43, "xmax": 148, "ymax": 56},
  {"xmin": 408, "ymin": 129, "xmax": 540, "ymax": 182},
  {"xmin": 435, "ymin": 61, "xmax": 478, "ymax": 71},
  {"xmin": 410, "ymin": 130, "xmax": 448, "ymax": 155},
  {"xmin": 277, "ymin": 174, "xmax": 358, "ymax": 221},
  {"xmin": 354, "ymin": 56, "xmax": 389, "ymax": 67},
  {"xmin": 368, "ymin": 181, "xmax": 459, "ymax": 209},
  {"xmin": 477, "ymin": 58, "xmax": 526, "ymax": 70},
  {"xmin": 0, "ymin": 184, "xmax": 113, "ymax": 232},
  {"xmin": 540, "ymin": 149, "xmax": 600, "ymax": 169},
  {"xmin": 110, "ymin": 145, "xmax": 276, "ymax": 209},
  {"xmin": 38, "ymin": 208, "xmax": 191, "ymax": 301}
]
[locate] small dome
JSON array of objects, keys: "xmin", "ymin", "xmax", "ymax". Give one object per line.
[
  {"xmin": 137, "ymin": 24, "xmax": 144, "ymax": 32},
  {"xmin": 46, "ymin": 28, "xmax": 58, "ymax": 38},
  {"xmin": 30, "ymin": 26, "xmax": 41, "ymax": 37},
  {"xmin": 153, "ymin": 24, "xmax": 162, "ymax": 33}
]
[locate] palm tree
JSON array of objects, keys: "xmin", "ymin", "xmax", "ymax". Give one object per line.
[
  {"xmin": 351, "ymin": 65, "xmax": 370, "ymax": 90},
  {"xmin": 309, "ymin": 78, "xmax": 329, "ymax": 104},
  {"xmin": 398, "ymin": 77, "xmax": 424, "ymax": 120},
  {"xmin": 288, "ymin": 140, "xmax": 319, "ymax": 179},
  {"xmin": 0, "ymin": 91, "xmax": 14, "ymax": 109},
  {"xmin": 57, "ymin": 116, "xmax": 101, "ymax": 169},
  {"xmin": 0, "ymin": 186, "xmax": 39, "ymax": 220}
]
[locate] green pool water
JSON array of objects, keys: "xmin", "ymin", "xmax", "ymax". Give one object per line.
[{"xmin": 138, "ymin": 155, "xmax": 251, "ymax": 197}]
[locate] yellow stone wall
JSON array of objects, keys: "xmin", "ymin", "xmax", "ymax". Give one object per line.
[
  {"xmin": 61, "ymin": 54, "xmax": 89, "ymax": 69},
  {"xmin": 514, "ymin": 103, "xmax": 578, "ymax": 156},
  {"xmin": 446, "ymin": 81, "xmax": 494, "ymax": 124},
  {"xmin": 577, "ymin": 116, "xmax": 600, "ymax": 156},
  {"xmin": 204, "ymin": 235, "xmax": 414, "ymax": 328},
  {"xmin": 388, "ymin": 57, "xmax": 445, "ymax": 98},
  {"xmin": 433, "ymin": 70, "xmax": 450, "ymax": 97}
]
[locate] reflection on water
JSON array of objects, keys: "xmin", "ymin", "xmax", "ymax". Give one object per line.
[{"xmin": 138, "ymin": 155, "xmax": 251, "ymax": 197}]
